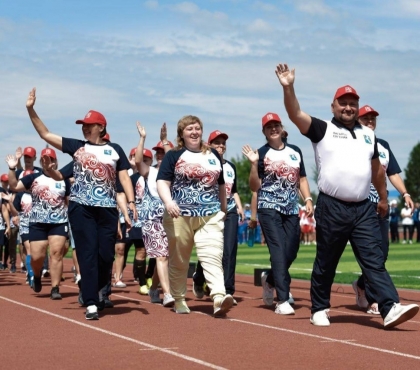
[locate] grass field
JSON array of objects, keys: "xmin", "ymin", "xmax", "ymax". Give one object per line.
[{"xmin": 120, "ymin": 241, "xmax": 420, "ymax": 290}]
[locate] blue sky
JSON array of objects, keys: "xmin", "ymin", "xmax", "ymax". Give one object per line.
[{"xmin": 1, "ymin": 0, "xmax": 419, "ymax": 193}]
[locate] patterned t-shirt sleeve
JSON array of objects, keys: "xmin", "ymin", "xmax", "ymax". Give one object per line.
[
  {"xmin": 62, "ymin": 137, "xmax": 85, "ymax": 156},
  {"xmin": 20, "ymin": 173, "xmax": 37, "ymax": 190},
  {"xmin": 288, "ymin": 144, "xmax": 307, "ymax": 177},
  {"xmin": 157, "ymin": 150, "xmax": 181, "ymax": 182},
  {"xmin": 257, "ymin": 144, "xmax": 270, "ymax": 179},
  {"xmin": 109, "ymin": 143, "xmax": 131, "ymax": 172},
  {"xmin": 59, "ymin": 161, "xmax": 74, "ymax": 180},
  {"xmin": 64, "ymin": 179, "xmax": 72, "ymax": 196},
  {"xmin": 380, "ymin": 139, "xmax": 401, "ymax": 175},
  {"xmin": 13, "ymin": 192, "xmax": 23, "ymax": 212},
  {"xmin": 211, "ymin": 148, "xmax": 225, "ymax": 185}
]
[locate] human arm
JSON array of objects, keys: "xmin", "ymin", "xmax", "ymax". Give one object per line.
[
  {"xmin": 116, "ymin": 191, "xmax": 131, "ymax": 232},
  {"xmin": 26, "ymin": 88, "xmax": 63, "ymax": 150},
  {"xmin": 219, "ymin": 184, "xmax": 227, "ymax": 214},
  {"xmin": 1, "ymin": 202, "xmax": 10, "ymax": 238},
  {"xmin": 388, "ymin": 174, "xmax": 414, "ymax": 211},
  {"xmin": 157, "ymin": 179, "xmax": 180, "ymax": 218},
  {"xmin": 15, "ymin": 147, "xmax": 23, "ymax": 170},
  {"xmin": 159, "ymin": 122, "xmax": 172, "ymax": 154},
  {"xmin": 233, "ymin": 193, "xmax": 244, "ymax": 221},
  {"xmin": 242, "ymin": 145, "xmax": 261, "ymax": 192},
  {"xmin": 248, "ymin": 191, "xmax": 258, "ymax": 229},
  {"xmin": 299, "ymin": 177, "xmax": 314, "ymax": 217},
  {"xmin": 118, "ymin": 170, "xmax": 137, "ymax": 224},
  {"xmin": 275, "ymin": 64, "xmax": 312, "ymax": 134},
  {"xmin": 371, "ymin": 158, "xmax": 388, "ymax": 217},
  {"xmin": 134, "ymin": 122, "xmax": 150, "ymax": 178},
  {"xmin": 5, "ymin": 155, "xmax": 26, "ymax": 192}
]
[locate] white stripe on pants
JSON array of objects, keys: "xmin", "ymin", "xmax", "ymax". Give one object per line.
[{"xmin": 163, "ymin": 211, "xmax": 226, "ymax": 301}]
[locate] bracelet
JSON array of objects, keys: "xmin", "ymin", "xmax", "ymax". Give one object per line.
[
  {"xmin": 304, "ymin": 197, "xmax": 313, "ymax": 202},
  {"xmin": 402, "ymin": 193, "xmax": 411, "ymax": 198},
  {"xmin": 128, "ymin": 201, "xmax": 135, "ymax": 204},
  {"xmin": 9, "ymin": 167, "xmax": 16, "ymax": 171}
]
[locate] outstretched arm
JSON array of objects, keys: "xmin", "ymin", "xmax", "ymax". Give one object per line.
[
  {"xmin": 242, "ymin": 145, "xmax": 261, "ymax": 192},
  {"xmin": 26, "ymin": 88, "xmax": 63, "ymax": 150},
  {"xmin": 134, "ymin": 122, "xmax": 150, "ymax": 177},
  {"xmin": 160, "ymin": 122, "xmax": 172, "ymax": 153},
  {"xmin": 275, "ymin": 64, "xmax": 312, "ymax": 134}
]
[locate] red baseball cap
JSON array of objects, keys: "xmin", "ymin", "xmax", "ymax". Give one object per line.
[
  {"xmin": 76, "ymin": 110, "xmax": 107, "ymax": 126},
  {"xmin": 103, "ymin": 133, "xmax": 110, "ymax": 142},
  {"xmin": 207, "ymin": 130, "xmax": 228, "ymax": 144},
  {"xmin": 262, "ymin": 112, "xmax": 281, "ymax": 127},
  {"xmin": 129, "ymin": 148, "xmax": 136, "ymax": 157},
  {"xmin": 152, "ymin": 141, "xmax": 174, "ymax": 151},
  {"xmin": 333, "ymin": 85, "xmax": 359, "ymax": 100},
  {"xmin": 0, "ymin": 174, "xmax": 8, "ymax": 182},
  {"xmin": 23, "ymin": 146, "xmax": 36, "ymax": 158},
  {"xmin": 359, "ymin": 105, "xmax": 379, "ymax": 117},
  {"xmin": 41, "ymin": 148, "xmax": 57, "ymax": 159},
  {"xmin": 22, "ymin": 170, "xmax": 34, "ymax": 177},
  {"xmin": 143, "ymin": 149, "xmax": 153, "ymax": 159}
]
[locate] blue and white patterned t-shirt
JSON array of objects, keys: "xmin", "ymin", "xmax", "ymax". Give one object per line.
[
  {"xmin": 130, "ymin": 172, "xmax": 145, "ymax": 228},
  {"xmin": 62, "ymin": 138, "xmax": 130, "ymax": 207},
  {"xmin": 223, "ymin": 160, "xmax": 238, "ymax": 213},
  {"xmin": 140, "ymin": 166, "xmax": 165, "ymax": 222},
  {"xmin": 21, "ymin": 173, "xmax": 70, "ymax": 224},
  {"xmin": 257, "ymin": 143, "xmax": 306, "ymax": 215},
  {"xmin": 368, "ymin": 138, "xmax": 401, "ymax": 204},
  {"xmin": 157, "ymin": 148, "xmax": 225, "ymax": 217},
  {"xmin": 13, "ymin": 192, "xmax": 32, "ymax": 235}
]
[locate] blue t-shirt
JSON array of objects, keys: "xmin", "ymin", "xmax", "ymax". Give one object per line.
[{"xmin": 157, "ymin": 148, "xmax": 224, "ymax": 217}]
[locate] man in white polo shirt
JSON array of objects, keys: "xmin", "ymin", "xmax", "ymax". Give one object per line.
[{"xmin": 274, "ymin": 62, "xmax": 419, "ymax": 329}]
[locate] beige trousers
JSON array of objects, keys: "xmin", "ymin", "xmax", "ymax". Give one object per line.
[{"xmin": 163, "ymin": 211, "xmax": 226, "ymax": 301}]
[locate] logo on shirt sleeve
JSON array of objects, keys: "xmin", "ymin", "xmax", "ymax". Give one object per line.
[
  {"xmin": 55, "ymin": 183, "xmax": 62, "ymax": 189},
  {"xmin": 226, "ymin": 171, "xmax": 233, "ymax": 177},
  {"xmin": 379, "ymin": 152, "xmax": 386, "ymax": 158},
  {"xmin": 289, "ymin": 154, "xmax": 297, "ymax": 161},
  {"xmin": 104, "ymin": 149, "xmax": 112, "ymax": 155},
  {"xmin": 208, "ymin": 159, "xmax": 216, "ymax": 165},
  {"xmin": 363, "ymin": 135, "xmax": 372, "ymax": 144}
]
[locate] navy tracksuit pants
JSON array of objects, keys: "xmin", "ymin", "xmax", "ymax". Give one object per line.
[{"xmin": 311, "ymin": 193, "xmax": 399, "ymax": 318}]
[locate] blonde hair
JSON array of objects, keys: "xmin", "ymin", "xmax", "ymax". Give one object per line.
[{"xmin": 175, "ymin": 115, "xmax": 209, "ymax": 153}]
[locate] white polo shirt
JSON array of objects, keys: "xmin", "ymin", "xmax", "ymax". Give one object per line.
[{"xmin": 305, "ymin": 117, "xmax": 379, "ymax": 202}]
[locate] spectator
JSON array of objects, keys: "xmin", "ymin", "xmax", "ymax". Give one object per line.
[{"xmin": 389, "ymin": 200, "xmax": 400, "ymax": 243}]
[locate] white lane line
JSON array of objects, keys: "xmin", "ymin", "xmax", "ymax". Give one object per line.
[
  {"xmin": 0, "ymin": 295, "xmax": 227, "ymax": 370},
  {"xmin": 228, "ymin": 318, "xmax": 420, "ymax": 360}
]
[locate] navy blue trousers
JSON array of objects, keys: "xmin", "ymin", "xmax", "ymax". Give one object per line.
[
  {"xmin": 69, "ymin": 201, "xmax": 118, "ymax": 307},
  {"xmin": 311, "ymin": 193, "xmax": 399, "ymax": 318},
  {"xmin": 258, "ymin": 209, "xmax": 300, "ymax": 303}
]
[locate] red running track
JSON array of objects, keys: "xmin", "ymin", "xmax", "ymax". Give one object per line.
[{"xmin": 0, "ymin": 259, "xmax": 419, "ymax": 370}]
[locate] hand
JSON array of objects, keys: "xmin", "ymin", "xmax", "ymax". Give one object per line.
[
  {"xmin": 275, "ymin": 64, "xmax": 295, "ymax": 87},
  {"xmin": 136, "ymin": 121, "xmax": 146, "ymax": 138},
  {"xmin": 128, "ymin": 202, "xmax": 138, "ymax": 222},
  {"xmin": 404, "ymin": 196, "xmax": 414, "ymax": 213},
  {"xmin": 242, "ymin": 145, "xmax": 259, "ymax": 164},
  {"xmin": 5, "ymin": 154, "xmax": 18, "ymax": 169},
  {"xmin": 41, "ymin": 155, "xmax": 57, "ymax": 172},
  {"xmin": 1, "ymin": 193, "xmax": 12, "ymax": 202},
  {"xmin": 248, "ymin": 220, "xmax": 257, "ymax": 229},
  {"xmin": 377, "ymin": 198, "xmax": 388, "ymax": 217},
  {"xmin": 12, "ymin": 216, "xmax": 20, "ymax": 227},
  {"xmin": 160, "ymin": 122, "xmax": 168, "ymax": 142},
  {"xmin": 4, "ymin": 227, "xmax": 10, "ymax": 239},
  {"xmin": 15, "ymin": 147, "xmax": 22, "ymax": 161},
  {"xmin": 165, "ymin": 200, "xmax": 180, "ymax": 219},
  {"xmin": 238, "ymin": 209, "xmax": 245, "ymax": 222},
  {"xmin": 116, "ymin": 223, "xmax": 122, "ymax": 240},
  {"xmin": 26, "ymin": 87, "xmax": 36, "ymax": 108},
  {"xmin": 305, "ymin": 202, "xmax": 314, "ymax": 217}
]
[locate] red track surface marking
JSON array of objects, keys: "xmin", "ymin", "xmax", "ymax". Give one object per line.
[{"xmin": 1, "ymin": 258, "xmax": 420, "ymax": 370}]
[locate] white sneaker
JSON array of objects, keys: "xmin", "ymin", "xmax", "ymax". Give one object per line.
[
  {"xmin": 275, "ymin": 301, "xmax": 295, "ymax": 315},
  {"xmin": 402, "ymin": 240, "xmax": 407, "ymax": 244},
  {"xmin": 113, "ymin": 280, "xmax": 127, "ymax": 288},
  {"xmin": 162, "ymin": 293, "xmax": 175, "ymax": 307},
  {"xmin": 213, "ymin": 294, "xmax": 234, "ymax": 317},
  {"xmin": 288, "ymin": 292, "xmax": 295, "ymax": 305},
  {"xmin": 384, "ymin": 303, "xmax": 419, "ymax": 328},
  {"xmin": 310, "ymin": 309, "xmax": 330, "ymax": 326},
  {"xmin": 352, "ymin": 280, "xmax": 368, "ymax": 308},
  {"xmin": 148, "ymin": 288, "xmax": 161, "ymax": 304},
  {"xmin": 366, "ymin": 303, "xmax": 381, "ymax": 315},
  {"xmin": 261, "ymin": 272, "xmax": 274, "ymax": 306}
]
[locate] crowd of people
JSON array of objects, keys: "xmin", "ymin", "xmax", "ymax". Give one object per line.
[{"xmin": 0, "ymin": 64, "xmax": 419, "ymax": 328}]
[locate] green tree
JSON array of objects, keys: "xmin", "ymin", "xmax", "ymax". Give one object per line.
[
  {"xmin": 404, "ymin": 142, "xmax": 420, "ymax": 203},
  {"xmin": 230, "ymin": 154, "xmax": 253, "ymax": 205}
]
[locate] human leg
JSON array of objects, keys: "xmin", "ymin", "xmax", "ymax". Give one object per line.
[{"xmin": 222, "ymin": 212, "xmax": 239, "ymax": 296}]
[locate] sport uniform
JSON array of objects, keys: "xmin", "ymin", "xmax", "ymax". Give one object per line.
[
  {"xmin": 157, "ymin": 147, "xmax": 226, "ymax": 301},
  {"xmin": 13, "ymin": 192, "xmax": 33, "ymax": 243},
  {"xmin": 306, "ymin": 117, "xmax": 399, "ymax": 318},
  {"xmin": 256, "ymin": 143, "xmax": 306, "ymax": 303},
  {"xmin": 61, "ymin": 138, "xmax": 130, "ymax": 307}
]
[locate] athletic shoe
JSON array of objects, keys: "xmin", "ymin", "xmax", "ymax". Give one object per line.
[
  {"xmin": 75, "ymin": 274, "xmax": 81, "ymax": 284},
  {"xmin": 149, "ymin": 288, "xmax": 161, "ymax": 303},
  {"xmin": 25, "ymin": 274, "xmax": 29, "ymax": 285},
  {"xmin": 232, "ymin": 298, "xmax": 238, "ymax": 306},
  {"xmin": 78, "ymin": 280, "xmax": 84, "ymax": 306},
  {"xmin": 192, "ymin": 279, "xmax": 204, "ymax": 299},
  {"xmin": 21, "ymin": 265, "xmax": 27, "ymax": 273},
  {"xmin": 203, "ymin": 282, "xmax": 210, "ymax": 296},
  {"xmin": 146, "ymin": 277, "xmax": 153, "ymax": 288},
  {"xmin": 50, "ymin": 286, "xmax": 62, "ymax": 300},
  {"xmin": 384, "ymin": 303, "xmax": 419, "ymax": 329},
  {"xmin": 352, "ymin": 280, "xmax": 368, "ymax": 309},
  {"xmin": 310, "ymin": 309, "xmax": 330, "ymax": 326},
  {"xmin": 71, "ymin": 265, "xmax": 77, "ymax": 282},
  {"xmin": 163, "ymin": 293, "xmax": 175, "ymax": 307},
  {"xmin": 138, "ymin": 285, "xmax": 149, "ymax": 295},
  {"xmin": 114, "ymin": 280, "xmax": 127, "ymax": 288},
  {"xmin": 274, "ymin": 301, "xmax": 295, "ymax": 315},
  {"xmin": 42, "ymin": 269, "xmax": 50, "ymax": 278},
  {"xmin": 288, "ymin": 292, "xmax": 295, "ymax": 306},
  {"xmin": 261, "ymin": 272, "xmax": 274, "ymax": 306},
  {"xmin": 29, "ymin": 276, "xmax": 34, "ymax": 288},
  {"xmin": 32, "ymin": 276, "xmax": 42, "ymax": 293},
  {"xmin": 174, "ymin": 299, "xmax": 190, "ymax": 314},
  {"xmin": 104, "ymin": 298, "xmax": 114, "ymax": 308},
  {"xmin": 10, "ymin": 264, "xmax": 16, "ymax": 273},
  {"xmin": 367, "ymin": 303, "xmax": 381, "ymax": 315},
  {"xmin": 213, "ymin": 294, "xmax": 234, "ymax": 317},
  {"xmin": 85, "ymin": 305, "xmax": 99, "ymax": 320}
]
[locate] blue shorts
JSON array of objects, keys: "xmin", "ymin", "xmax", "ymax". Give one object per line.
[{"xmin": 29, "ymin": 222, "xmax": 69, "ymax": 242}]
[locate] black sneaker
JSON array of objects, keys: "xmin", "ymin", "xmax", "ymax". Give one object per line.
[
  {"xmin": 10, "ymin": 264, "xmax": 16, "ymax": 273},
  {"xmin": 50, "ymin": 286, "xmax": 62, "ymax": 300},
  {"xmin": 104, "ymin": 298, "xmax": 114, "ymax": 308},
  {"xmin": 97, "ymin": 300, "xmax": 105, "ymax": 311},
  {"xmin": 42, "ymin": 270, "xmax": 50, "ymax": 278},
  {"xmin": 32, "ymin": 276, "xmax": 42, "ymax": 293},
  {"xmin": 21, "ymin": 265, "xmax": 27, "ymax": 273},
  {"xmin": 85, "ymin": 306, "xmax": 99, "ymax": 320}
]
